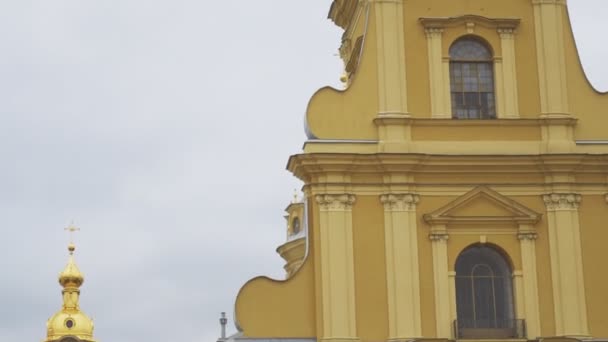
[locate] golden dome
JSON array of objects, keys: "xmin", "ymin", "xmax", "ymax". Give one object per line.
[
  {"xmin": 46, "ymin": 311, "xmax": 95, "ymax": 341},
  {"xmin": 59, "ymin": 243, "xmax": 84, "ymax": 288},
  {"xmin": 45, "ymin": 242, "xmax": 97, "ymax": 342}
]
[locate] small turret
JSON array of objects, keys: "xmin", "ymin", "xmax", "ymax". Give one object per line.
[
  {"xmin": 276, "ymin": 191, "xmax": 306, "ymax": 278},
  {"xmin": 217, "ymin": 312, "xmax": 228, "ymax": 342},
  {"xmin": 44, "ymin": 225, "xmax": 97, "ymax": 342}
]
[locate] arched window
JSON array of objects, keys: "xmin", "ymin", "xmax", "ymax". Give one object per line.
[
  {"xmin": 449, "ymin": 38, "xmax": 496, "ymax": 119},
  {"xmin": 291, "ymin": 217, "xmax": 301, "ymax": 235},
  {"xmin": 455, "ymin": 245, "xmax": 515, "ymax": 337}
]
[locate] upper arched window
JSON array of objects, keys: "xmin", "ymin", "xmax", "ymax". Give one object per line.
[
  {"xmin": 449, "ymin": 38, "xmax": 496, "ymax": 119},
  {"xmin": 455, "ymin": 245, "xmax": 515, "ymax": 338},
  {"xmin": 291, "ymin": 217, "xmax": 301, "ymax": 235}
]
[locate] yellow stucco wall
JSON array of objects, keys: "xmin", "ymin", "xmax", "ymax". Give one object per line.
[
  {"xmin": 234, "ymin": 259, "xmax": 316, "ymax": 337},
  {"xmin": 305, "ymin": 8, "xmax": 379, "ymax": 140},
  {"xmin": 352, "ymin": 196, "xmax": 388, "ymax": 341},
  {"xmin": 578, "ymin": 195, "xmax": 608, "ymax": 337}
]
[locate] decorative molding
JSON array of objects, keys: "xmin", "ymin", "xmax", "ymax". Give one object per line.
[
  {"xmin": 532, "ymin": 0, "xmax": 567, "ymax": 5},
  {"xmin": 424, "ymin": 186, "xmax": 542, "ymax": 225},
  {"xmin": 465, "ymin": 22, "xmax": 475, "ymax": 34},
  {"xmin": 289, "ymin": 150, "xmax": 606, "ymax": 181},
  {"xmin": 542, "ymin": 193, "xmax": 582, "ymax": 210},
  {"xmin": 345, "ymin": 36, "xmax": 364, "ymax": 75},
  {"xmin": 419, "ymin": 15, "xmax": 520, "ymax": 31},
  {"xmin": 339, "ymin": 38, "xmax": 352, "ymax": 61},
  {"xmin": 380, "ymin": 193, "xmax": 419, "ymax": 211},
  {"xmin": 328, "ymin": 0, "xmax": 359, "ymax": 30},
  {"xmin": 315, "ymin": 194, "xmax": 356, "ymax": 211}
]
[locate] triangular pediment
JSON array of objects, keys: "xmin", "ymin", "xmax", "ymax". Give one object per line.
[{"xmin": 423, "ymin": 186, "xmax": 541, "ymax": 225}]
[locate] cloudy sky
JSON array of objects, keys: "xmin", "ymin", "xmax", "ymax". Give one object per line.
[{"xmin": 0, "ymin": 1, "xmax": 606, "ymax": 342}]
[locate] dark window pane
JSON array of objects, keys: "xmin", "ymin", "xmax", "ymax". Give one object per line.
[
  {"xmin": 465, "ymin": 92, "xmax": 478, "ymax": 107},
  {"xmin": 474, "ymin": 277, "xmax": 495, "ymax": 325},
  {"xmin": 455, "ymin": 245, "xmax": 514, "ymax": 328},
  {"xmin": 472, "ymin": 264, "xmax": 493, "ymax": 277},
  {"xmin": 456, "ymin": 277, "xmax": 474, "ymax": 319},
  {"xmin": 450, "ymin": 39, "xmax": 492, "ymax": 60}
]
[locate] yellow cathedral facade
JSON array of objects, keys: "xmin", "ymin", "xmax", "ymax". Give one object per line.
[{"xmin": 232, "ymin": 1, "xmax": 608, "ymax": 342}]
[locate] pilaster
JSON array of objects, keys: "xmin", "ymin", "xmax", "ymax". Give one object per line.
[
  {"xmin": 532, "ymin": 0, "xmax": 570, "ymax": 116},
  {"xmin": 542, "ymin": 193, "xmax": 589, "ymax": 337},
  {"xmin": 447, "ymin": 271, "xmax": 457, "ymax": 330},
  {"xmin": 315, "ymin": 194, "xmax": 359, "ymax": 342},
  {"xmin": 512, "ymin": 271, "xmax": 525, "ymax": 321},
  {"xmin": 380, "ymin": 193, "xmax": 422, "ymax": 340},
  {"xmin": 497, "ymin": 28, "xmax": 520, "ymax": 118},
  {"xmin": 429, "ymin": 228, "xmax": 451, "ymax": 339},
  {"xmin": 517, "ymin": 229, "xmax": 541, "ymax": 339},
  {"xmin": 424, "ymin": 28, "xmax": 451, "ymax": 118},
  {"xmin": 373, "ymin": 0, "xmax": 409, "ymax": 117}
]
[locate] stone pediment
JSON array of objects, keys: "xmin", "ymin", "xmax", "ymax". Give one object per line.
[{"xmin": 423, "ymin": 186, "xmax": 541, "ymax": 225}]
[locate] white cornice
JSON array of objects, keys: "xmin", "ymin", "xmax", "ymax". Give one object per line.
[{"xmin": 419, "ymin": 15, "xmax": 521, "ymax": 30}]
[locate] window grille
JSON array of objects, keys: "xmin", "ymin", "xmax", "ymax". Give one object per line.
[
  {"xmin": 454, "ymin": 245, "xmax": 519, "ymax": 338},
  {"xmin": 450, "ymin": 39, "xmax": 496, "ymax": 119}
]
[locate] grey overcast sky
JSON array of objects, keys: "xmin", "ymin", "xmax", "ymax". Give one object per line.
[{"xmin": 0, "ymin": 1, "xmax": 606, "ymax": 342}]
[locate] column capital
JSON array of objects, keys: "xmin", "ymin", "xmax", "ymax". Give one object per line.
[
  {"xmin": 518, "ymin": 232, "xmax": 538, "ymax": 241},
  {"xmin": 497, "ymin": 27, "xmax": 516, "ymax": 38},
  {"xmin": 543, "ymin": 193, "xmax": 581, "ymax": 211},
  {"xmin": 429, "ymin": 233, "xmax": 449, "ymax": 242},
  {"xmin": 315, "ymin": 194, "xmax": 356, "ymax": 211},
  {"xmin": 380, "ymin": 193, "xmax": 419, "ymax": 211},
  {"xmin": 424, "ymin": 27, "xmax": 444, "ymax": 38}
]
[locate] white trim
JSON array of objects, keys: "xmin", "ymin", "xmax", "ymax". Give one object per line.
[
  {"xmin": 576, "ymin": 140, "xmax": 608, "ymax": 145},
  {"xmin": 305, "ymin": 139, "xmax": 378, "ymax": 144}
]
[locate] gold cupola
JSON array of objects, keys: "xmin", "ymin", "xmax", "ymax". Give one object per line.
[{"xmin": 44, "ymin": 241, "xmax": 97, "ymax": 342}]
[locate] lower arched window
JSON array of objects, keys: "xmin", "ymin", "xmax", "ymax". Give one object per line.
[{"xmin": 455, "ymin": 245, "xmax": 515, "ymax": 338}]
